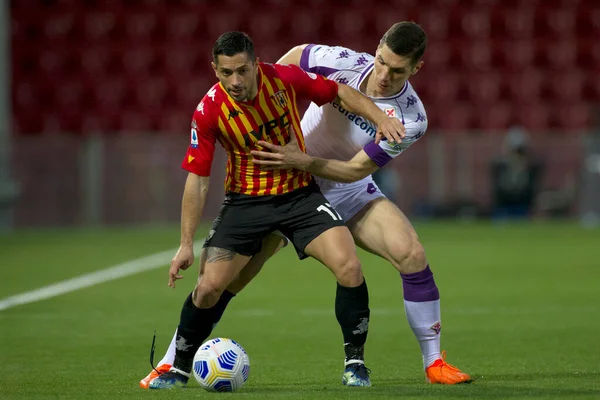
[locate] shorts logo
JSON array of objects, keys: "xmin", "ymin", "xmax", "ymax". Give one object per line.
[
  {"xmin": 430, "ymin": 321, "xmax": 441, "ymax": 335},
  {"xmin": 270, "ymin": 90, "xmax": 288, "ymax": 109},
  {"xmin": 384, "ymin": 107, "xmax": 396, "ymax": 118}
]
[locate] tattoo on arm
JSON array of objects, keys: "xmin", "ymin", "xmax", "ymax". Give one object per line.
[{"xmin": 205, "ymin": 247, "xmax": 237, "ymax": 263}]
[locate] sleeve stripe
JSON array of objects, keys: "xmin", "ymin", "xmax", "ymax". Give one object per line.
[
  {"xmin": 363, "ymin": 142, "xmax": 393, "ymax": 168},
  {"xmin": 299, "ymin": 44, "xmax": 316, "ymax": 71}
]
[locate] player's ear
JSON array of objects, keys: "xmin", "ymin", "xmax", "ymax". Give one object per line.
[
  {"xmin": 411, "ymin": 60, "xmax": 424, "ymax": 75},
  {"xmin": 211, "ymin": 61, "xmax": 218, "ymax": 77}
]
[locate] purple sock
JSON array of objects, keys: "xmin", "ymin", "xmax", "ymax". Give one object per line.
[{"xmin": 400, "ymin": 265, "xmax": 440, "ymax": 302}]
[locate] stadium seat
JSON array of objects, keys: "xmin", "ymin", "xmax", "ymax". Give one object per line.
[
  {"xmin": 473, "ymin": 102, "xmax": 514, "ymax": 131},
  {"xmin": 83, "ymin": 12, "xmax": 118, "ymax": 43},
  {"xmin": 426, "ymin": 73, "xmax": 463, "ymax": 103},
  {"xmin": 540, "ymin": 39, "xmax": 578, "ymax": 70},
  {"xmin": 461, "ymin": 40, "xmax": 495, "ymax": 71},
  {"xmin": 459, "ymin": 7, "xmax": 493, "ymax": 39},
  {"xmin": 555, "ymin": 102, "xmax": 592, "ymax": 131},
  {"xmin": 429, "ymin": 102, "xmax": 474, "ymax": 131},
  {"xmin": 506, "ymin": 70, "xmax": 546, "ymax": 104},
  {"xmin": 466, "ymin": 73, "xmax": 504, "ymax": 104},
  {"xmin": 515, "ymin": 103, "xmax": 553, "ymax": 132},
  {"xmin": 164, "ymin": 11, "xmax": 201, "ymax": 42},
  {"xmin": 125, "ymin": 11, "xmax": 159, "ymax": 43},
  {"xmin": 502, "ymin": 6, "xmax": 536, "ymax": 39},
  {"xmin": 418, "ymin": 8, "xmax": 450, "ymax": 40},
  {"xmin": 547, "ymin": 71, "xmax": 585, "ymax": 101},
  {"xmin": 501, "ymin": 39, "xmax": 536, "ymax": 71},
  {"xmin": 542, "ymin": 7, "xmax": 577, "ymax": 38}
]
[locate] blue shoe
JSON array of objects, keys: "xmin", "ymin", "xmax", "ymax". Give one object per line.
[
  {"xmin": 342, "ymin": 362, "xmax": 371, "ymax": 387},
  {"xmin": 148, "ymin": 369, "xmax": 189, "ymax": 389}
]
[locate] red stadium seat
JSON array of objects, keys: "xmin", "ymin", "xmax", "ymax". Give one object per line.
[
  {"xmin": 91, "ymin": 76, "xmax": 128, "ymax": 112},
  {"xmin": 418, "ymin": 8, "xmax": 451, "ymax": 40},
  {"xmin": 120, "ymin": 109, "xmax": 155, "ymax": 132},
  {"xmin": 473, "ymin": 102, "xmax": 514, "ymax": 131},
  {"xmin": 83, "ymin": 12, "xmax": 118, "ymax": 44},
  {"xmin": 125, "ymin": 11, "xmax": 159, "ymax": 43},
  {"xmin": 164, "ymin": 11, "xmax": 202, "ymax": 43},
  {"xmin": 156, "ymin": 108, "xmax": 191, "ymax": 135},
  {"xmin": 121, "ymin": 48, "xmax": 157, "ymax": 76},
  {"xmin": 174, "ymin": 77, "xmax": 215, "ymax": 109},
  {"xmin": 466, "ymin": 73, "xmax": 505, "ymax": 104},
  {"xmin": 501, "ymin": 39, "xmax": 537, "ymax": 71},
  {"xmin": 516, "ymin": 103, "xmax": 552, "ymax": 132},
  {"xmin": 547, "ymin": 71, "xmax": 585, "ymax": 101},
  {"xmin": 422, "ymin": 42, "xmax": 452, "ymax": 72},
  {"xmin": 134, "ymin": 76, "xmax": 169, "ymax": 111},
  {"xmin": 461, "ymin": 40, "xmax": 495, "ymax": 71},
  {"xmin": 506, "ymin": 69, "xmax": 546, "ymax": 104},
  {"xmin": 542, "ymin": 7, "xmax": 577, "ymax": 38},
  {"xmin": 539, "ymin": 39, "xmax": 578, "ymax": 71},
  {"xmin": 80, "ymin": 46, "xmax": 114, "ymax": 75},
  {"xmin": 554, "ymin": 102, "xmax": 592, "ymax": 131},
  {"xmin": 502, "ymin": 6, "xmax": 536, "ymax": 39},
  {"xmin": 426, "ymin": 73, "xmax": 463, "ymax": 103},
  {"xmin": 459, "ymin": 7, "xmax": 493, "ymax": 39},
  {"xmin": 429, "ymin": 102, "xmax": 474, "ymax": 131}
]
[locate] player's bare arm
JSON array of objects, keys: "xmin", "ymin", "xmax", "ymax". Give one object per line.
[
  {"xmin": 169, "ymin": 173, "xmax": 210, "ymax": 288},
  {"xmin": 278, "ymin": 45, "xmax": 404, "ymax": 144},
  {"xmin": 276, "ymin": 44, "xmax": 308, "ymax": 65},
  {"xmin": 335, "ymin": 83, "xmax": 405, "ymax": 144},
  {"xmin": 251, "ymin": 126, "xmax": 378, "ymax": 183}
]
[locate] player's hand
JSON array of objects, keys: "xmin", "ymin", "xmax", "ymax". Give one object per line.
[
  {"xmin": 375, "ymin": 117, "xmax": 405, "ymax": 144},
  {"xmin": 251, "ymin": 126, "xmax": 311, "ymax": 170},
  {"xmin": 169, "ymin": 245, "xmax": 195, "ymax": 288}
]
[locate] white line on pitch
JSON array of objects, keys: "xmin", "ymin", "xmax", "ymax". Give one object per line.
[{"xmin": 0, "ymin": 241, "xmax": 204, "ymax": 311}]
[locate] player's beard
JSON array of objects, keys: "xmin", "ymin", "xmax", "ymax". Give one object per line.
[{"xmin": 228, "ymin": 86, "xmax": 246, "ymax": 101}]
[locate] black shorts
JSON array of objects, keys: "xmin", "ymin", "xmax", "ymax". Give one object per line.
[{"xmin": 203, "ymin": 181, "xmax": 345, "ymax": 259}]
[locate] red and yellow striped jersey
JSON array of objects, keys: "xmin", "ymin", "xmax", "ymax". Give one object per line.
[{"xmin": 182, "ymin": 63, "xmax": 338, "ymax": 196}]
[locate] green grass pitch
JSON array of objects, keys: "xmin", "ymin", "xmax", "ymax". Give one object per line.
[{"xmin": 1, "ymin": 221, "xmax": 599, "ymax": 399}]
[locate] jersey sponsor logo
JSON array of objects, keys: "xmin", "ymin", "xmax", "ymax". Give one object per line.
[
  {"xmin": 270, "ymin": 90, "xmax": 288, "ymax": 109},
  {"xmin": 197, "ymin": 101, "xmax": 205, "ymax": 114},
  {"xmin": 384, "ymin": 107, "xmax": 396, "ymax": 118},
  {"xmin": 244, "ymin": 110, "xmax": 291, "ymax": 146},
  {"xmin": 331, "ymin": 102, "xmax": 377, "ymax": 138},
  {"xmin": 191, "ymin": 128, "xmax": 199, "ymax": 147}
]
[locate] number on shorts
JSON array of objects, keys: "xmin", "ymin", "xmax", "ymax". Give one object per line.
[{"xmin": 317, "ymin": 203, "xmax": 342, "ymax": 221}]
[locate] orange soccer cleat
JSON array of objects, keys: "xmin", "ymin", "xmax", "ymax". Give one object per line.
[
  {"xmin": 425, "ymin": 351, "xmax": 472, "ymax": 384},
  {"xmin": 139, "ymin": 364, "xmax": 172, "ymax": 389}
]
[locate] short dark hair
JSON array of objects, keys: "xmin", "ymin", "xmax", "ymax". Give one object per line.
[
  {"xmin": 380, "ymin": 22, "xmax": 427, "ymax": 66},
  {"xmin": 212, "ymin": 31, "xmax": 256, "ymax": 63}
]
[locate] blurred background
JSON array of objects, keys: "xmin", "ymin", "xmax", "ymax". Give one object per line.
[{"xmin": 2, "ymin": 0, "xmax": 600, "ymax": 230}]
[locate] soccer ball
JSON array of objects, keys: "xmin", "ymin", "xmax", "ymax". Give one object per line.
[{"xmin": 192, "ymin": 338, "xmax": 250, "ymax": 392}]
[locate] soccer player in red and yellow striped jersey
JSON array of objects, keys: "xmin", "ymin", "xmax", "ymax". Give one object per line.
[
  {"xmin": 147, "ymin": 32, "xmax": 406, "ymax": 390},
  {"xmin": 183, "ymin": 60, "xmax": 335, "ymax": 195}
]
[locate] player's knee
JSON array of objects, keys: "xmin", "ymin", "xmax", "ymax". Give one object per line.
[
  {"xmin": 397, "ymin": 240, "xmax": 427, "ymax": 274},
  {"xmin": 334, "ymin": 256, "xmax": 364, "ymax": 287},
  {"xmin": 193, "ymin": 282, "xmax": 224, "ymax": 308}
]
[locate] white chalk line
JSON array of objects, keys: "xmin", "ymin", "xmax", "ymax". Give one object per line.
[{"xmin": 0, "ymin": 241, "xmax": 204, "ymax": 311}]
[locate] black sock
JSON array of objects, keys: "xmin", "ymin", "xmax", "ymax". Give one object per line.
[
  {"xmin": 335, "ymin": 279, "xmax": 370, "ymax": 359},
  {"xmin": 172, "ymin": 290, "xmax": 236, "ymax": 373}
]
